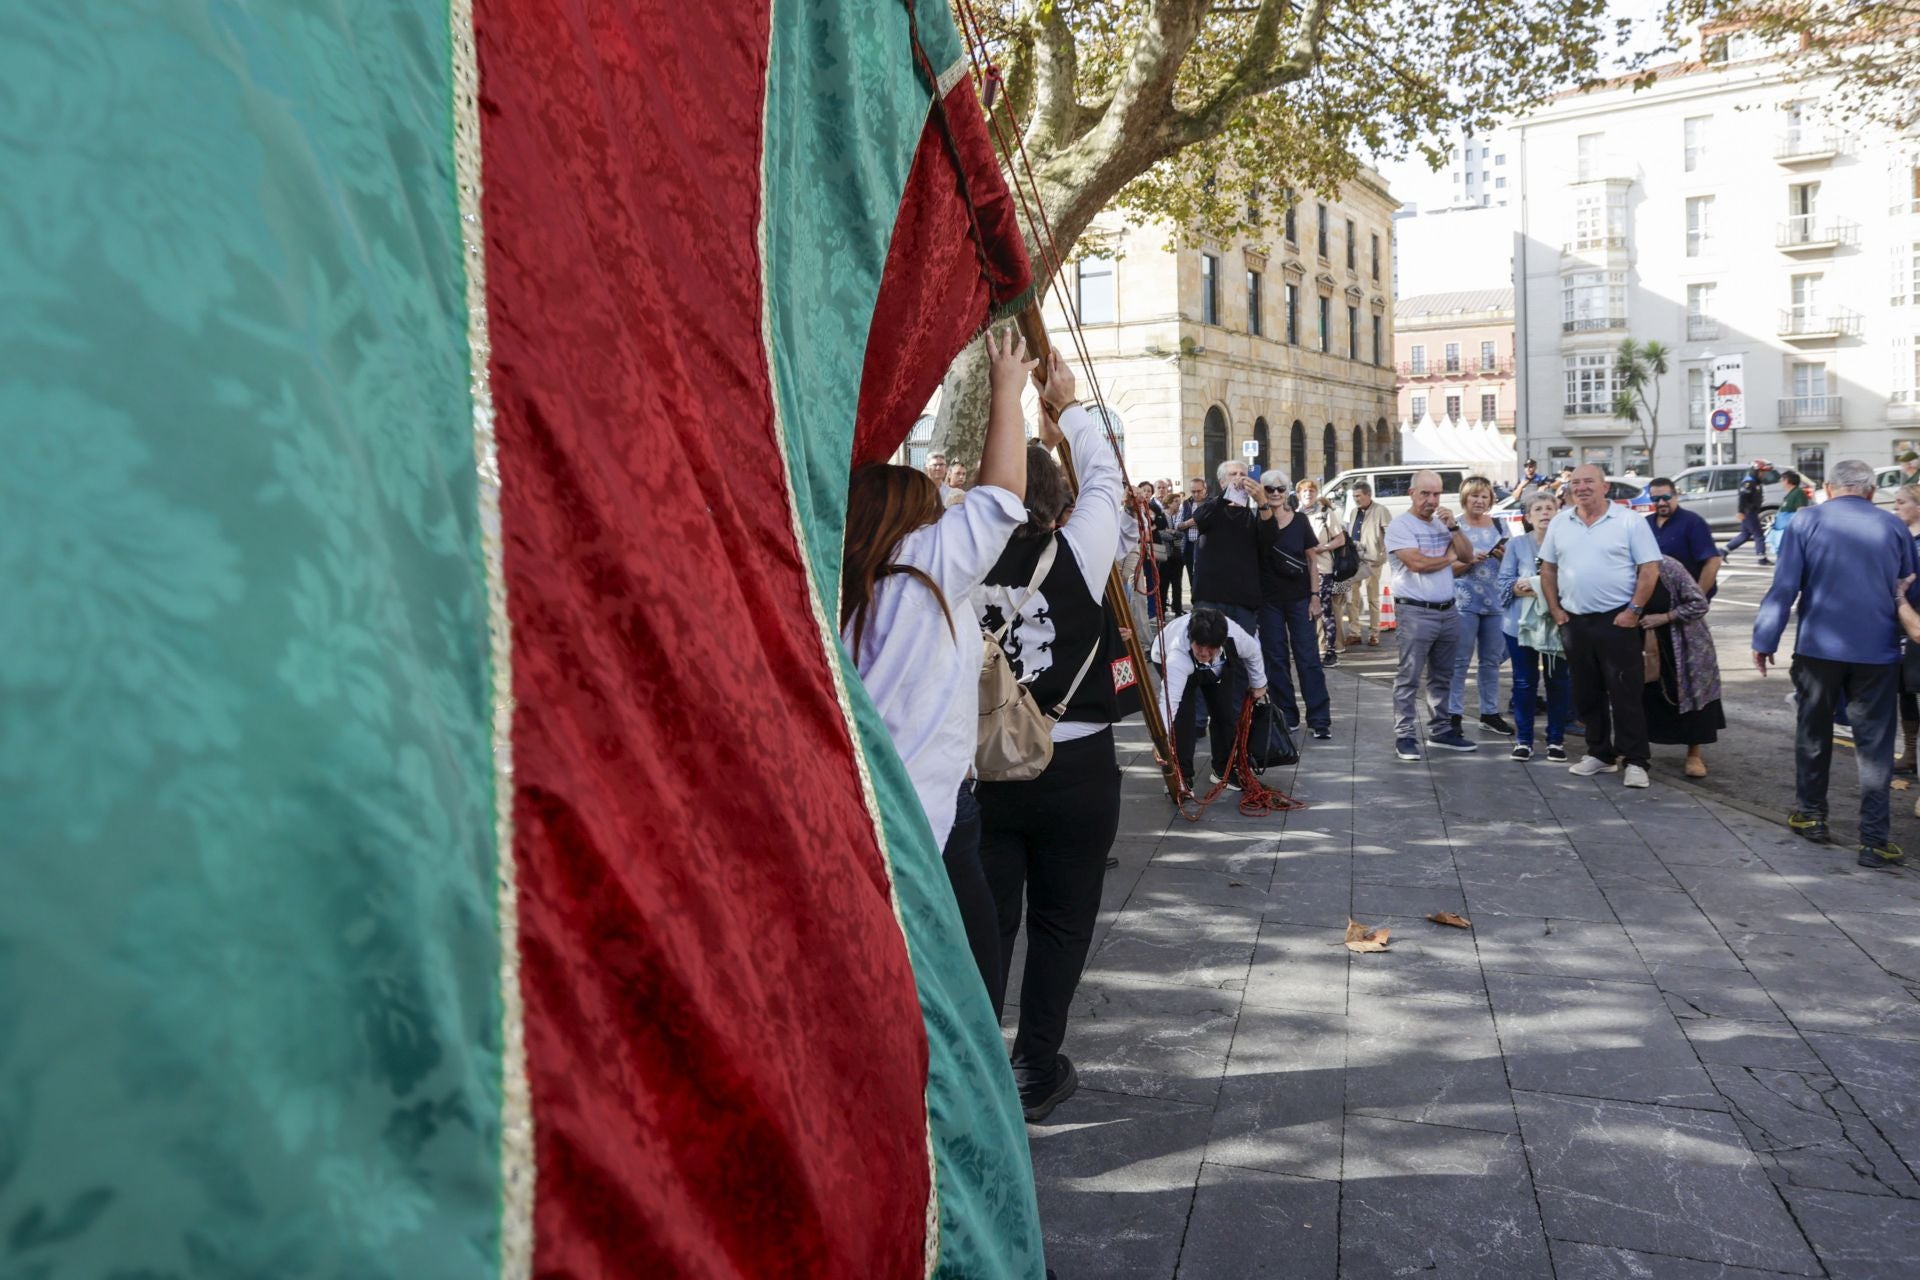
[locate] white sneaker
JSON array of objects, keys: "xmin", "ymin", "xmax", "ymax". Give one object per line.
[
  {"xmin": 1569, "ymin": 756, "xmax": 1619, "ymax": 777},
  {"xmin": 1623, "ymin": 765, "xmax": 1650, "ymax": 789}
]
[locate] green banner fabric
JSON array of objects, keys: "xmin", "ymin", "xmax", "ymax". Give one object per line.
[{"xmin": 0, "ymin": 4, "xmax": 504, "ymax": 1275}]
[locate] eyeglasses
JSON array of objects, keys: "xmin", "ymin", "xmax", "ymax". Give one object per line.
[
  {"xmin": 1651, "ymin": 494, "xmax": 1675, "ymax": 503},
  {"xmin": 1263, "ymin": 485, "xmax": 1288, "ymax": 495}
]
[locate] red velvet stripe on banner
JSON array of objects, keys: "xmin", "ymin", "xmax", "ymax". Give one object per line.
[
  {"xmin": 474, "ymin": 3, "xmax": 932, "ymax": 1275},
  {"xmin": 852, "ymin": 75, "xmax": 1032, "ymax": 467}
]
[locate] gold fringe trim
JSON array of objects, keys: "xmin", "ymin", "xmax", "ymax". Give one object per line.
[
  {"xmin": 760, "ymin": 8, "xmax": 941, "ymax": 1274},
  {"xmin": 451, "ymin": 3, "xmax": 535, "ymax": 1275}
]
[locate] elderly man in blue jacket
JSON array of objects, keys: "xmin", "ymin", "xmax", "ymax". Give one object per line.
[{"xmin": 1754, "ymin": 459, "xmax": 1919, "ymax": 867}]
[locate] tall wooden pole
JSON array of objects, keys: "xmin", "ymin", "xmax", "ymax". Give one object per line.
[{"xmin": 1011, "ymin": 307, "xmax": 1183, "ymax": 804}]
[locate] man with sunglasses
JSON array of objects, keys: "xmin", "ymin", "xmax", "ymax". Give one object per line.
[{"xmin": 1646, "ymin": 477, "xmax": 1722, "ymax": 598}]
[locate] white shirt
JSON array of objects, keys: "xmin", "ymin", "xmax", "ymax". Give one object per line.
[
  {"xmin": 1151, "ymin": 613, "xmax": 1269, "ymax": 730},
  {"xmin": 1384, "ymin": 511, "xmax": 1458, "ymax": 603},
  {"xmin": 1538, "ymin": 503, "xmax": 1662, "ymax": 614},
  {"xmin": 843, "ymin": 483, "xmax": 1026, "ymax": 846},
  {"xmin": 1047, "ymin": 405, "xmax": 1126, "ymax": 743}
]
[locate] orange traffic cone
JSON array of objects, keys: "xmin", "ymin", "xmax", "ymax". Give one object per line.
[{"xmin": 1379, "ymin": 582, "xmax": 1396, "ymax": 632}]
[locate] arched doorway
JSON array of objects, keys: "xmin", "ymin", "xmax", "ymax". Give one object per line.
[
  {"xmin": 1352, "ymin": 424, "xmax": 1365, "ymax": 469},
  {"xmin": 1253, "ymin": 416, "xmax": 1271, "ymax": 475},
  {"xmin": 1374, "ymin": 417, "xmax": 1394, "ymax": 466},
  {"xmin": 1203, "ymin": 405, "xmax": 1229, "ymax": 484},
  {"xmin": 1289, "ymin": 420, "xmax": 1307, "ymax": 482},
  {"xmin": 1322, "ymin": 423, "xmax": 1337, "ymax": 481}
]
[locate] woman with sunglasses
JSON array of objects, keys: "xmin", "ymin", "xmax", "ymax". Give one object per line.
[{"xmin": 1256, "ymin": 472, "xmax": 1332, "ymax": 739}]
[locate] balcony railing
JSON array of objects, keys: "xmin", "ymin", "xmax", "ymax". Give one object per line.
[
  {"xmin": 1396, "ymin": 358, "xmax": 1515, "ymax": 378},
  {"xmin": 1778, "ymin": 307, "xmax": 1862, "ymax": 339},
  {"xmin": 1563, "ymin": 316, "xmax": 1628, "ymax": 333},
  {"xmin": 1779, "ymin": 394, "xmax": 1842, "ymax": 425},
  {"xmin": 1562, "ymin": 234, "xmax": 1630, "ymax": 253},
  {"xmin": 1686, "ymin": 315, "xmax": 1720, "ymax": 341},
  {"xmin": 1778, "ymin": 215, "xmax": 1861, "ymax": 250},
  {"xmin": 1776, "ymin": 132, "xmax": 1844, "ymax": 163}
]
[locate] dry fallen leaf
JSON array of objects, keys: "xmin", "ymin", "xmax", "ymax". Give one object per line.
[
  {"xmin": 1426, "ymin": 911, "xmax": 1472, "ymax": 929},
  {"xmin": 1344, "ymin": 917, "xmax": 1392, "ymax": 953}
]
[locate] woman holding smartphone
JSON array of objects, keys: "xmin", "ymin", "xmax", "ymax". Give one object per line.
[{"xmin": 1448, "ymin": 475, "xmax": 1512, "ymax": 736}]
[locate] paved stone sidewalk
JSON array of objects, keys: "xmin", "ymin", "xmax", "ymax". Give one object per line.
[{"xmin": 1021, "ymin": 665, "xmax": 1920, "ymax": 1279}]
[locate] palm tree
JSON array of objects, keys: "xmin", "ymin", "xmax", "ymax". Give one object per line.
[{"xmin": 1611, "ymin": 339, "xmax": 1671, "ymax": 474}]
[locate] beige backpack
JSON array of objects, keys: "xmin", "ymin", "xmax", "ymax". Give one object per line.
[{"xmin": 975, "ymin": 541, "xmax": 1100, "ymax": 782}]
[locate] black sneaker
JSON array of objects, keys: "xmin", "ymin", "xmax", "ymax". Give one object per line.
[
  {"xmin": 1322, "ymin": 650, "xmax": 1340, "ymax": 667},
  {"xmin": 1479, "ymin": 714, "xmax": 1515, "ymax": 736},
  {"xmin": 1022, "ymin": 1055, "xmax": 1079, "ymax": 1123},
  {"xmin": 1511, "ymin": 744, "xmax": 1533, "ymax": 761},
  {"xmin": 1396, "ymin": 736, "xmax": 1421, "ymax": 761},
  {"xmin": 1311, "ymin": 726, "xmax": 1332, "ymax": 741},
  {"xmin": 1859, "ymin": 840, "xmax": 1906, "ymax": 870},
  {"xmin": 1545, "ymin": 743, "xmax": 1568, "ymax": 762},
  {"xmin": 1788, "ymin": 811, "xmax": 1831, "ymax": 844},
  {"xmin": 1210, "ymin": 769, "xmax": 1243, "ymax": 792}
]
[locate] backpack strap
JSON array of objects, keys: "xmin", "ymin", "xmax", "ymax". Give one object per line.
[
  {"xmin": 1044, "ymin": 636, "xmax": 1105, "ymax": 722},
  {"xmin": 989, "ymin": 537, "xmax": 1059, "ymax": 643}
]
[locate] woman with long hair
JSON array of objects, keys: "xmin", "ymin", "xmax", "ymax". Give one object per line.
[
  {"xmin": 974, "ymin": 351, "xmax": 1125, "ymax": 1123},
  {"xmin": 840, "ymin": 327, "xmax": 1034, "ymax": 999}
]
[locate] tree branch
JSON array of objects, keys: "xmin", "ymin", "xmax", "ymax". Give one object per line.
[
  {"xmin": 1161, "ymin": 0, "xmax": 1331, "ymax": 150},
  {"xmin": 1024, "ymin": 1, "xmax": 1084, "ymax": 153}
]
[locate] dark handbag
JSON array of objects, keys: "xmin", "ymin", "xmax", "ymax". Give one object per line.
[
  {"xmin": 1330, "ymin": 540, "xmax": 1360, "ymax": 583},
  {"xmin": 1903, "ymin": 637, "xmax": 1920, "ymax": 696},
  {"xmin": 1270, "ymin": 545, "xmax": 1308, "ymax": 579},
  {"xmin": 1244, "ymin": 698, "xmax": 1299, "ymax": 772}
]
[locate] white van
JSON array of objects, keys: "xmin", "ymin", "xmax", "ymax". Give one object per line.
[{"xmin": 1319, "ymin": 466, "xmax": 1473, "ymax": 520}]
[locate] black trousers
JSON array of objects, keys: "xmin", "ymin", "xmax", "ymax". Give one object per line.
[
  {"xmin": 1724, "ymin": 511, "xmax": 1767, "ymax": 560},
  {"xmin": 1163, "ymin": 550, "xmax": 1186, "ymax": 613},
  {"xmin": 978, "ymin": 728, "xmax": 1121, "ymax": 1094},
  {"xmin": 941, "ymin": 781, "xmax": 1000, "ymax": 1003},
  {"xmin": 1563, "ymin": 611, "xmax": 1651, "ymax": 768},
  {"xmin": 1168, "ymin": 663, "xmax": 1246, "ymax": 783}
]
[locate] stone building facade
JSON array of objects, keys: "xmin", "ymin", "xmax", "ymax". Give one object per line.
[{"xmin": 1031, "ymin": 172, "xmax": 1401, "ymax": 489}]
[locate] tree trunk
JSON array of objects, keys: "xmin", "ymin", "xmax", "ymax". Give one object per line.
[{"xmin": 930, "ymin": 336, "xmax": 993, "ymax": 466}]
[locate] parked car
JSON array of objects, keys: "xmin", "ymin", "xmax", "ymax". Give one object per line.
[
  {"xmin": 1489, "ymin": 478, "xmax": 1644, "ymax": 537},
  {"xmin": 1319, "ymin": 466, "xmax": 1469, "ymax": 520},
  {"xmin": 1662, "ymin": 465, "xmax": 1781, "ymax": 534},
  {"xmin": 1874, "ymin": 465, "xmax": 1912, "ymax": 509}
]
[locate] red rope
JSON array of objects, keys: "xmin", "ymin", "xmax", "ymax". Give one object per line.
[{"xmin": 1163, "ymin": 695, "xmax": 1309, "ymax": 822}]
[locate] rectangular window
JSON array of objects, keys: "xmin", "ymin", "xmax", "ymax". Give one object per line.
[
  {"xmin": 1582, "ymin": 445, "xmax": 1616, "ymax": 470},
  {"xmin": 1247, "ymin": 269, "xmax": 1263, "ymax": 336},
  {"xmin": 1284, "ymin": 188, "xmax": 1297, "ymax": 242},
  {"xmin": 1683, "ymin": 115, "xmax": 1710, "ymax": 172},
  {"xmin": 1561, "ymin": 270, "xmax": 1628, "ymax": 331},
  {"xmin": 1201, "ymin": 253, "xmax": 1219, "ymax": 325},
  {"xmin": 1317, "ymin": 204, "xmax": 1329, "ymax": 258},
  {"xmin": 1792, "ymin": 361, "xmax": 1829, "ymax": 398},
  {"xmin": 1685, "ymin": 443, "xmax": 1706, "ymax": 468},
  {"xmin": 1495, "ymin": 176, "xmax": 1507, "ymax": 190},
  {"xmin": 1795, "ymin": 444, "xmax": 1828, "ymax": 484},
  {"xmin": 1318, "ymin": 295, "xmax": 1331, "ymax": 352},
  {"xmin": 1563, "ymin": 352, "xmax": 1621, "ymax": 415},
  {"xmin": 1076, "ymin": 255, "xmax": 1115, "ymax": 325},
  {"xmin": 1790, "ymin": 272, "xmax": 1822, "ymax": 321},
  {"xmin": 1577, "ymin": 133, "xmax": 1601, "ymax": 181},
  {"xmin": 1371, "ymin": 233, "xmax": 1381, "ymax": 280},
  {"xmin": 1686, "ymin": 196, "xmax": 1713, "ymax": 257},
  {"xmin": 1687, "ymin": 282, "xmax": 1717, "ymax": 340},
  {"xmin": 1373, "ymin": 315, "xmax": 1383, "ymax": 366},
  {"xmin": 1481, "ymin": 393, "xmax": 1498, "ymax": 422},
  {"xmin": 1285, "ymin": 282, "xmax": 1299, "ymax": 344},
  {"xmin": 1894, "ymin": 244, "xmax": 1920, "ymax": 306},
  {"xmin": 1347, "ymin": 305, "xmax": 1360, "ymax": 359},
  {"xmin": 1480, "ymin": 340, "xmax": 1497, "ymax": 372},
  {"xmin": 1495, "ymin": 153, "xmax": 1506, "ymax": 166},
  {"xmin": 1624, "ymin": 445, "xmax": 1651, "ymax": 475},
  {"xmin": 1444, "ymin": 342, "xmax": 1461, "ymax": 373},
  {"xmin": 1445, "ymin": 393, "xmax": 1462, "ymax": 420},
  {"xmin": 1345, "ymin": 219, "xmax": 1357, "ymax": 270},
  {"xmin": 1687, "ymin": 366, "xmax": 1708, "ymax": 429},
  {"xmin": 1573, "ymin": 186, "xmax": 1627, "ymax": 248},
  {"xmin": 1410, "ymin": 343, "xmax": 1427, "ymax": 375},
  {"xmin": 1411, "ymin": 393, "xmax": 1428, "ymax": 420}
]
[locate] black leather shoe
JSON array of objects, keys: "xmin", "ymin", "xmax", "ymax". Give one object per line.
[
  {"xmin": 1788, "ymin": 811, "xmax": 1830, "ymax": 844},
  {"xmin": 1022, "ymin": 1055, "xmax": 1079, "ymax": 1123}
]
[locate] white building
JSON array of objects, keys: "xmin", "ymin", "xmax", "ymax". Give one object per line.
[
  {"xmin": 1449, "ymin": 125, "xmax": 1517, "ymax": 211},
  {"xmin": 1512, "ymin": 37, "xmax": 1920, "ymax": 481}
]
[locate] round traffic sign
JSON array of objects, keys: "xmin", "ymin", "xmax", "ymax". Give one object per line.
[{"xmin": 1710, "ymin": 409, "xmax": 1733, "ymax": 432}]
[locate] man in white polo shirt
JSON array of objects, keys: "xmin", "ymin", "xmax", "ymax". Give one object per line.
[
  {"xmin": 1539, "ymin": 464, "xmax": 1663, "ymax": 788},
  {"xmin": 1385, "ymin": 470, "xmax": 1478, "ymax": 760}
]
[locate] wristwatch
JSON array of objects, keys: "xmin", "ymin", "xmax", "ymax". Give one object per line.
[{"xmin": 1629, "ymin": 604, "xmax": 1645, "ymax": 617}]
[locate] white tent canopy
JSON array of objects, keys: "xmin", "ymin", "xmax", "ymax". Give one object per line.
[{"xmin": 1398, "ymin": 416, "xmax": 1517, "ymax": 472}]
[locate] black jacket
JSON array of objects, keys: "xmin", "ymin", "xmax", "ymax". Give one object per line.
[
  {"xmin": 1737, "ymin": 472, "xmax": 1765, "ymax": 515},
  {"xmin": 1191, "ymin": 493, "xmax": 1262, "ymax": 609}
]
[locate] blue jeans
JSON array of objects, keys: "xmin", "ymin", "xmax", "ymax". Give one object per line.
[
  {"xmin": 1260, "ymin": 598, "xmax": 1330, "ymax": 731},
  {"xmin": 1506, "ymin": 633, "xmax": 1572, "ymax": 747},
  {"xmin": 1792, "ymin": 656, "xmax": 1898, "ymax": 845},
  {"xmin": 1448, "ymin": 610, "xmax": 1507, "ymax": 716}
]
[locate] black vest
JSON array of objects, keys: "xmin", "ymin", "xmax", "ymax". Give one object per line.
[{"xmin": 979, "ymin": 531, "xmax": 1130, "ymax": 725}]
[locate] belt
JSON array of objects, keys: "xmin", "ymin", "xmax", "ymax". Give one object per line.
[{"xmin": 1399, "ymin": 598, "xmax": 1454, "ymax": 612}]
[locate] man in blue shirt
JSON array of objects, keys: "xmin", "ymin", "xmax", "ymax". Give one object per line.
[
  {"xmin": 1754, "ymin": 459, "xmax": 1919, "ymax": 867},
  {"xmin": 1646, "ymin": 477, "xmax": 1722, "ymax": 597},
  {"xmin": 1540, "ymin": 465, "xmax": 1663, "ymax": 788}
]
